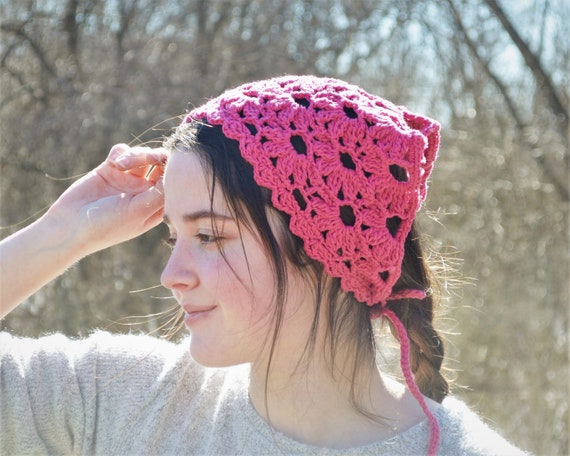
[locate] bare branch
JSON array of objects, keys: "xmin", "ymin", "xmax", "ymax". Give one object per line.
[
  {"xmin": 62, "ymin": 0, "xmax": 81, "ymax": 74},
  {"xmin": 484, "ymin": 0, "xmax": 568, "ymax": 137},
  {"xmin": 0, "ymin": 22, "xmax": 57, "ymax": 78},
  {"xmin": 446, "ymin": 0, "xmax": 569, "ymax": 201}
]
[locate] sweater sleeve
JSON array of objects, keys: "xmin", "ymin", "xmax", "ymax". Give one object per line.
[
  {"xmin": 0, "ymin": 332, "xmax": 90, "ymax": 454},
  {"xmin": 0, "ymin": 331, "xmax": 187, "ymax": 455}
]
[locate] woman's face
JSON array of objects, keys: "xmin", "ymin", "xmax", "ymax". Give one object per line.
[{"xmin": 161, "ymin": 150, "xmax": 313, "ymax": 368}]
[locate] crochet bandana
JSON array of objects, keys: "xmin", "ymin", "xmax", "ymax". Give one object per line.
[{"xmin": 187, "ymin": 75, "xmax": 439, "ymax": 306}]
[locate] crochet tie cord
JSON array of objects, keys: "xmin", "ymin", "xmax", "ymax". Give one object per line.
[{"xmin": 187, "ymin": 75, "xmax": 440, "ymax": 455}]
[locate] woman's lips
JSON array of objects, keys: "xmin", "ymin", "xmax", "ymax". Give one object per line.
[{"xmin": 182, "ymin": 306, "xmax": 216, "ymax": 327}]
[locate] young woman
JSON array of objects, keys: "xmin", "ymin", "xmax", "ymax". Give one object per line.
[{"xmin": 0, "ymin": 75, "xmax": 526, "ymax": 455}]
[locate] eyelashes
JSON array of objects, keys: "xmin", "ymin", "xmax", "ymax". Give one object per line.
[
  {"xmin": 195, "ymin": 233, "xmax": 222, "ymax": 245},
  {"xmin": 162, "ymin": 234, "xmax": 223, "ymax": 250}
]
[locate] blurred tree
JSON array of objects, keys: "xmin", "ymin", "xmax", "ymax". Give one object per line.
[{"xmin": 0, "ymin": 0, "xmax": 567, "ymax": 454}]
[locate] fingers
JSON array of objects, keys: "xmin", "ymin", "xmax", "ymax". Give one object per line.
[
  {"xmin": 106, "ymin": 143, "xmax": 130, "ymax": 164},
  {"xmin": 144, "ymin": 206, "xmax": 165, "ymax": 231},
  {"xmin": 146, "ymin": 164, "xmax": 164, "ymax": 184},
  {"xmin": 131, "ymin": 179, "xmax": 165, "ymax": 224},
  {"xmin": 107, "ymin": 144, "xmax": 169, "ymax": 179}
]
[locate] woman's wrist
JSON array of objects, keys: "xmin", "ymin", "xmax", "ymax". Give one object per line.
[{"xmin": 39, "ymin": 206, "xmax": 95, "ymax": 260}]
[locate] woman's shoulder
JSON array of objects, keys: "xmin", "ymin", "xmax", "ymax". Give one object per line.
[
  {"xmin": 0, "ymin": 330, "xmax": 195, "ymax": 387},
  {"xmin": 0, "ymin": 330, "xmax": 246, "ymax": 397},
  {"xmin": 1, "ymin": 330, "xmax": 184, "ymax": 361},
  {"xmin": 437, "ymin": 396, "xmax": 529, "ymax": 455}
]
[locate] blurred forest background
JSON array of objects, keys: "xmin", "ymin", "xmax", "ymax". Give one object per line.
[{"xmin": 0, "ymin": 0, "xmax": 567, "ymax": 454}]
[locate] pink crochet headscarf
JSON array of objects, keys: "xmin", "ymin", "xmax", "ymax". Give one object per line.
[{"xmin": 186, "ymin": 75, "xmax": 440, "ymax": 454}]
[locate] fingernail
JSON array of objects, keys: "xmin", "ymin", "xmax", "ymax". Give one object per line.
[{"xmin": 115, "ymin": 156, "xmax": 131, "ymax": 168}]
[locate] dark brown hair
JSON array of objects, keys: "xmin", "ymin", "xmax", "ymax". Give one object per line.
[{"xmin": 164, "ymin": 121, "xmax": 449, "ymax": 416}]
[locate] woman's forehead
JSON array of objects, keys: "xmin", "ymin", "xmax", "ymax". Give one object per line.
[
  {"xmin": 164, "ymin": 147, "xmax": 286, "ymax": 245},
  {"xmin": 163, "ymin": 152, "xmax": 229, "ymax": 216}
]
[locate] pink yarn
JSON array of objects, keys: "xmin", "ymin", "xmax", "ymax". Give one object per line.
[
  {"xmin": 188, "ymin": 75, "xmax": 439, "ymax": 306},
  {"xmin": 382, "ymin": 307, "xmax": 441, "ymax": 456},
  {"xmin": 186, "ymin": 75, "xmax": 441, "ymax": 454}
]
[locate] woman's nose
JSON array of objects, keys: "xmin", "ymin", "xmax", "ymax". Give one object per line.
[{"xmin": 160, "ymin": 245, "xmax": 199, "ymax": 291}]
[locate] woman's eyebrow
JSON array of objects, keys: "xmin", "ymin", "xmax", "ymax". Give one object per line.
[{"xmin": 162, "ymin": 211, "xmax": 234, "ymax": 225}]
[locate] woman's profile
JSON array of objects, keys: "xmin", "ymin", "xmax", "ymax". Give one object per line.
[{"xmin": 0, "ymin": 75, "xmax": 526, "ymax": 455}]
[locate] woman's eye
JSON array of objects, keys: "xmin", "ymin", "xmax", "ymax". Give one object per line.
[{"xmin": 196, "ymin": 233, "xmax": 221, "ymax": 245}]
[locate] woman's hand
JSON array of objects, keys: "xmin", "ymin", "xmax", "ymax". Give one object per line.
[
  {"xmin": 0, "ymin": 144, "xmax": 168, "ymax": 316},
  {"xmin": 46, "ymin": 144, "xmax": 167, "ymax": 256}
]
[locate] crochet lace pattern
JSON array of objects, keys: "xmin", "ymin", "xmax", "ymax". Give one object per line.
[
  {"xmin": 187, "ymin": 75, "xmax": 441, "ymax": 455},
  {"xmin": 188, "ymin": 75, "xmax": 439, "ymax": 305}
]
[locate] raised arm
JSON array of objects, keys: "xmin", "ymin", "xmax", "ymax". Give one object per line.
[{"xmin": 0, "ymin": 144, "xmax": 167, "ymax": 318}]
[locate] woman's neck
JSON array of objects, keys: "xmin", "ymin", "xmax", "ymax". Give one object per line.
[{"xmin": 248, "ymin": 345, "xmax": 429, "ymax": 449}]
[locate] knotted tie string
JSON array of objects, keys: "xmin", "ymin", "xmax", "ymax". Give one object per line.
[{"xmin": 371, "ymin": 290, "xmax": 440, "ymax": 456}]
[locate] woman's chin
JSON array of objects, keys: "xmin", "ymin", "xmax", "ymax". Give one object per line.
[{"xmin": 188, "ymin": 338, "xmax": 246, "ymax": 368}]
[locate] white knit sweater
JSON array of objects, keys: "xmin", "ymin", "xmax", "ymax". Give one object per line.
[{"xmin": 0, "ymin": 331, "xmax": 527, "ymax": 455}]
